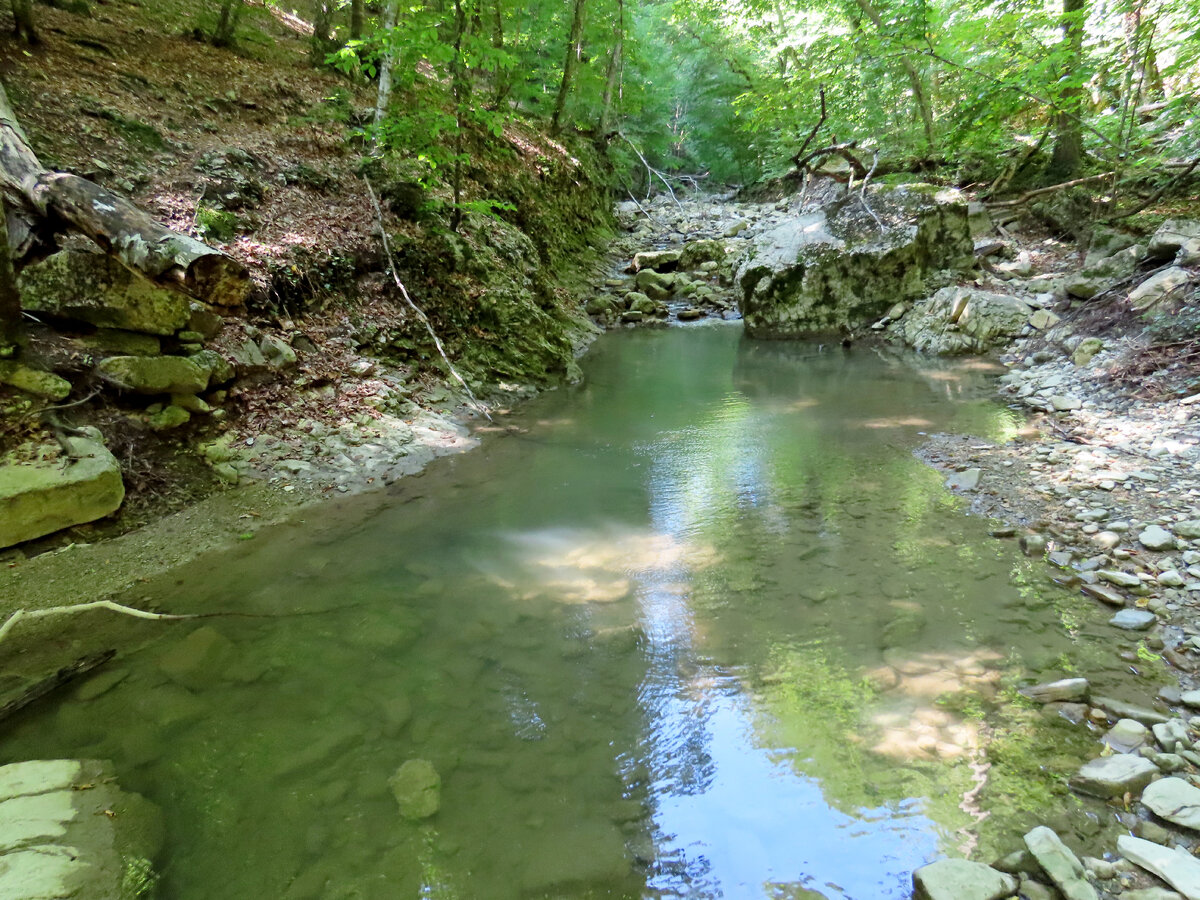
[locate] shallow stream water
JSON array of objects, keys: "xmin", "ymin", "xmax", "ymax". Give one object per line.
[{"xmin": 2, "ymin": 324, "xmax": 1146, "ymax": 898}]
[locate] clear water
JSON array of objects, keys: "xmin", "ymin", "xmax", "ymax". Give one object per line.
[{"xmin": 2, "ymin": 324, "xmax": 1135, "ymax": 899}]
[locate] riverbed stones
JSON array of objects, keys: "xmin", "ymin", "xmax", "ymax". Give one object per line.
[
  {"xmin": 1082, "ymin": 583, "xmax": 1126, "ymax": 607},
  {"xmin": 17, "ymin": 249, "xmax": 191, "ymax": 336},
  {"xmin": 389, "ymin": 759, "xmax": 441, "ymax": 820},
  {"xmin": 912, "ymin": 858, "xmax": 1018, "ymax": 900},
  {"xmin": 1142, "ymin": 525, "xmax": 1178, "ymax": 551},
  {"xmin": 1119, "ymin": 835, "xmax": 1200, "ymax": 900},
  {"xmin": 95, "ymin": 355, "xmax": 209, "ymax": 395},
  {"xmin": 1023, "ymin": 826, "xmax": 1098, "ymax": 900},
  {"xmin": 1130, "ymin": 268, "xmax": 1192, "ymax": 315},
  {"xmin": 0, "ymin": 437, "xmax": 124, "ymax": 549},
  {"xmin": 0, "ymin": 759, "xmax": 163, "ymax": 900},
  {"xmin": 1142, "ymin": 778, "xmax": 1200, "ymax": 832},
  {"xmin": 1021, "ymin": 678, "xmax": 1089, "ymax": 704},
  {"xmin": 1103, "ymin": 718, "xmax": 1149, "ymax": 752},
  {"xmin": 1111, "ymin": 609, "xmax": 1158, "ymax": 631},
  {"xmin": 736, "ymin": 185, "xmax": 972, "ymax": 338},
  {"xmin": 1101, "ymin": 570, "xmax": 1143, "ymax": 588},
  {"xmin": 1070, "ymin": 754, "xmax": 1159, "ymax": 798},
  {"xmin": 1153, "ymin": 720, "xmax": 1192, "ymax": 752}
]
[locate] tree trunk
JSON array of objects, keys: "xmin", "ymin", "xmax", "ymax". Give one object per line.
[
  {"xmin": 350, "ymin": 0, "xmax": 364, "ymax": 41},
  {"xmin": 0, "ymin": 81, "xmax": 248, "ymax": 308},
  {"xmin": 1047, "ymin": 0, "xmax": 1086, "ymax": 180},
  {"xmin": 373, "ymin": 0, "xmax": 400, "ymax": 137},
  {"xmin": 310, "ymin": 0, "xmax": 336, "ymax": 63},
  {"xmin": 551, "ymin": 0, "xmax": 588, "ymax": 134},
  {"xmin": 450, "ymin": 0, "xmax": 470, "ymax": 232},
  {"xmin": 851, "ymin": 0, "xmax": 935, "ymax": 152},
  {"xmin": 597, "ymin": 0, "xmax": 623, "ymax": 136},
  {"xmin": 212, "ymin": 0, "xmax": 243, "ymax": 48},
  {"xmin": 0, "ymin": 197, "xmax": 23, "ymax": 354},
  {"xmin": 11, "ymin": 0, "xmax": 39, "ymax": 44}
]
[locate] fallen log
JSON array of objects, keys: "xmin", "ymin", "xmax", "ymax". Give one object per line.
[{"xmin": 0, "ymin": 80, "xmax": 249, "ymax": 307}]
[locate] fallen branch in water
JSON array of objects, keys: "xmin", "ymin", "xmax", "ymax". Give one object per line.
[
  {"xmin": 363, "ymin": 178, "xmax": 492, "ymax": 422},
  {"xmin": 0, "ymin": 600, "xmax": 205, "ymax": 646},
  {"xmin": 0, "ymin": 651, "xmax": 115, "ymax": 724}
]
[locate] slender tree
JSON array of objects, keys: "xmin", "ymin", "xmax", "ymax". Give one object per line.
[
  {"xmin": 551, "ymin": 0, "xmax": 588, "ymax": 134},
  {"xmin": 597, "ymin": 0, "xmax": 624, "ymax": 136},
  {"xmin": 212, "ymin": 0, "xmax": 244, "ymax": 48},
  {"xmin": 851, "ymin": 0, "xmax": 935, "ymax": 153},
  {"xmin": 1047, "ymin": 0, "xmax": 1086, "ymax": 179},
  {"xmin": 350, "ymin": 0, "xmax": 365, "ymax": 41},
  {"xmin": 311, "ymin": 0, "xmax": 337, "ymax": 63},
  {"xmin": 374, "ymin": 0, "xmax": 401, "ymax": 138}
]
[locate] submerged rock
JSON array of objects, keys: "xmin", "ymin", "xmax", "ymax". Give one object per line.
[
  {"xmin": 736, "ymin": 185, "xmax": 973, "ymax": 339},
  {"xmin": 389, "ymin": 759, "xmax": 441, "ymax": 820},
  {"xmin": 1020, "ymin": 678, "xmax": 1089, "ymax": 704},
  {"xmin": 912, "ymin": 858, "xmax": 1018, "ymax": 900},
  {"xmin": 0, "ymin": 437, "xmax": 124, "ymax": 549}
]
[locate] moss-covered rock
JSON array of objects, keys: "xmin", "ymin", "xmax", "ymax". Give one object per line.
[
  {"xmin": 96, "ymin": 355, "xmax": 210, "ymax": 395},
  {"xmin": 389, "ymin": 759, "xmax": 441, "ymax": 820},
  {"xmin": 0, "ymin": 362, "xmax": 71, "ymax": 400},
  {"xmin": 678, "ymin": 239, "xmax": 726, "ymax": 270},
  {"xmin": 0, "ymin": 437, "xmax": 124, "ymax": 548},
  {"xmin": 736, "ymin": 185, "xmax": 973, "ymax": 339},
  {"xmin": 18, "ymin": 250, "xmax": 191, "ymax": 336}
]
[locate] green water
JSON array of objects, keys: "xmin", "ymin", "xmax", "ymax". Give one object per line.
[{"xmin": 2, "ymin": 324, "xmax": 1141, "ymax": 898}]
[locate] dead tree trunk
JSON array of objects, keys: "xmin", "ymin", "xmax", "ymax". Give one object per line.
[
  {"xmin": 0, "ymin": 197, "xmax": 23, "ymax": 354},
  {"xmin": 0, "ymin": 81, "xmax": 248, "ymax": 307}
]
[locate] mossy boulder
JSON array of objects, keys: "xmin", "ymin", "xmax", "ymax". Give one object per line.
[
  {"xmin": 389, "ymin": 759, "xmax": 441, "ymax": 820},
  {"xmin": 18, "ymin": 250, "xmax": 191, "ymax": 336},
  {"xmin": 0, "ymin": 437, "xmax": 124, "ymax": 548},
  {"xmin": 0, "ymin": 362, "xmax": 71, "ymax": 400},
  {"xmin": 736, "ymin": 185, "xmax": 974, "ymax": 339},
  {"xmin": 678, "ymin": 239, "xmax": 726, "ymax": 270},
  {"xmin": 632, "ymin": 250, "xmax": 680, "ymax": 273},
  {"xmin": 635, "ymin": 269, "xmax": 675, "ymax": 301},
  {"xmin": 96, "ymin": 356, "xmax": 209, "ymax": 395}
]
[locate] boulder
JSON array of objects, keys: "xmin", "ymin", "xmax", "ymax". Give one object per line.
[
  {"xmin": 1130, "ymin": 267, "xmax": 1192, "ymax": 315},
  {"xmin": 0, "ymin": 759, "xmax": 162, "ymax": 900},
  {"xmin": 95, "ymin": 355, "xmax": 209, "ymax": 395},
  {"xmin": 1148, "ymin": 220, "xmax": 1200, "ymax": 260},
  {"xmin": 148, "ymin": 405, "xmax": 191, "ymax": 430},
  {"xmin": 1110, "ymin": 609, "xmax": 1157, "ymax": 630},
  {"xmin": 1064, "ymin": 245, "xmax": 1144, "ymax": 300},
  {"xmin": 77, "ymin": 329, "xmax": 161, "ymax": 357},
  {"xmin": 1142, "ymin": 777, "xmax": 1200, "ymax": 832},
  {"xmin": 912, "ymin": 858, "xmax": 1018, "ymax": 900},
  {"xmin": 389, "ymin": 759, "xmax": 441, "ymax": 820},
  {"xmin": 188, "ymin": 350, "xmax": 235, "ymax": 386},
  {"xmin": 736, "ymin": 185, "xmax": 973, "ymax": 338},
  {"xmin": 1070, "ymin": 754, "xmax": 1159, "ymax": 798},
  {"xmin": 631, "ymin": 250, "xmax": 680, "ymax": 273},
  {"xmin": 0, "ymin": 363, "xmax": 71, "ymax": 400},
  {"xmin": 1103, "ymin": 718, "xmax": 1149, "ymax": 753},
  {"xmin": 1023, "ymin": 826, "xmax": 1098, "ymax": 900},
  {"xmin": 1141, "ymin": 524, "xmax": 1177, "ymax": 551},
  {"xmin": 678, "ymin": 239, "xmax": 726, "ymax": 270},
  {"xmin": 259, "ymin": 335, "xmax": 297, "ymax": 369},
  {"xmin": 898, "ymin": 287, "xmax": 1031, "ymax": 355},
  {"xmin": 0, "ymin": 437, "xmax": 124, "ymax": 549},
  {"xmin": 1085, "ymin": 228, "xmax": 1138, "ymax": 268},
  {"xmin": 628, "ymin": 294, "xmax": 658, "ymax": 315},
  {"xmin": 1119, "ymin": 835, "xmax": 1200, "ymax": 900},
  {"xmin": 18, "ymin": 250, "xmax": 191, "ymax": 336},
  {"xmin": 636, "ymin": 269, "xmax": 675, "ymax": 301},
  {"xmin": 585, "ymin": 295, "xmax": 617, "ymax": 316},
  {"xmin": 1072, "ymin": 338, "xmax": 1104, "ymax": 367}
]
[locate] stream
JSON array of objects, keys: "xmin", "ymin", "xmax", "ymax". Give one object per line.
[{"xmin": 1, "ymin": 322, "xmax": 1147, "ymax": 899}]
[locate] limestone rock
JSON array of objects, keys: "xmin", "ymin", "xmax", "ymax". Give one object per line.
[
  {"xmin": 629, "ymin": 294, "xmax": 658, "ymax": 315},
  {"xmin": 189, "ymin": 350, "xmax": 235, "ymax": 386},
  {"xmin": 585, "ymin": 295, "xmax": 617, "ymax": 316},
  {"xmin": 900, "ymin": 287, "xmax": 1033, "ymax": 355},
  {"xmin": 678, "ymin": 239, "xmax": 726, "ymax": 270},
  {"xmin": 737, "ymin": 185, "xmax": 973, "ymax": 339},
  {"xmin": 1141, "ymin": 525, "xmax": 1177, "ymax": 551},
  {"xmin": 636, "ymin": 269, "xmax": 675, "ymax": 301},
  {"xmin": 1148, "ymin": 220, "xmax": 1200, "ymax": 260},
  {"xmin": 18, "ymin": 249, "xmax": 191, "ymax": 336},
  {"xmin": 1073, "ymin": 338, "xmax": 1103, "ymax": 367},
  {"xmin": 1110, "ymin": 609, "xmax": 1157, "ymax": 630},
  {"xmin": 1070, "ymin": 754, "xmax": 1159, "ymax": 798},
  {"xmin": 1175, "ymin": 521, "xmax": 1200, "ymax": 539},
  {"xmin": 947, "ymin": 468, "xmax": 982, "ymax": 491},
  {"xmin": 1130, "ymin": 268, "xmax": 1192, "ymax": 315},
  {"xmin": 631, "ymin": 250, "xmax": 680, "ymax": 273},
  {"xmin": 0, "ymin": 759, "xmax": 162, "ymax": 900},
  {"xmin": 389, "ymin": 759, "xmax": 441, "ymax": 820},
  {"xmin": 1103, "ymin": 718, "xmax": 1149, "ymax": 753},
  {"xmin": 148, "ymin": 405, "xmax": 190, "ymax": 430},
  {"xmin": 1119, "ymin": 835, "xmax": 1200, "ymax": 900},
  {"xmin": 0, "ymin": 438, "xmax": 124, "ymax": 549},
  {"xmin": 227, "ymin": 339, "xmax": 269, "ymax": 374},
  {"xmin": 96, "ymin": 355, "xmax": 209, "ymax": 395},
  {"xmin": 1142, "ymin": 777, "xmax": 1200, "ymax": 832},
  {"xmin": 0, "ymin": 363, "xmax": 71, "ymax": 400},
  {"xmin": 912, "ymin": 858, "xmax": 1018, "ymax": 900},
  {"xmin": 1065, "ymin": 246, "xmax": 1142, "ymax": 299},
  {"xmin": 1092, "ymin": 696, "xmax": 1170, "ymax": 726},
  {"xmin": 259, "ymin": 335, "xmax": 297, "ymax": 369},
  {"xmin": 1023, "ymin": 826, "xmax": 1098, "ymax": 900},
  {"xmin": 1020, "ymin": 678, "xmax": 1089, "ymax": 704}
]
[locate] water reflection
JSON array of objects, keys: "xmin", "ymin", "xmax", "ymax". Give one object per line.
[{"xmin": 0, "ymin": 324, "xmax": 1128, "ymax": 899}]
